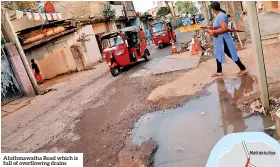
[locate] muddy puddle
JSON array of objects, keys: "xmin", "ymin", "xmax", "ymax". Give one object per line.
[{"xmin": 131, "ymin": 76, "xmax": 279, "ymax": 167}]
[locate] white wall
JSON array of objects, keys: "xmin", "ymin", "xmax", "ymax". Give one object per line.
[
  {"xmin": 11, "ymin": 15, "xmax": 45, "ymax": 32},
  {"xmin": 77, "ymin": 25, "xmax": 102, "ymax": 65},
  {"xmin": 25, "ymin": 25, "xmax": 101, "ymax": 80},
  {"xmin": 111, "ymin": 5, "xmax": 124, "ymax": 18}
]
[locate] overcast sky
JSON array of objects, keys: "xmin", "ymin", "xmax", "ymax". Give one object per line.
[
  {"xmin": 133, "ymin": 1, "xmax": 201, "ymax": 13},
  {"xmin": 133, "ymin": 0, "xmax": 154, "ymax": 13}
]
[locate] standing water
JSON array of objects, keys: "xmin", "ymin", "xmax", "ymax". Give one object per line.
[{"xmin": 131, "ymin": 76, "xmax": 277, "ymax": 167}]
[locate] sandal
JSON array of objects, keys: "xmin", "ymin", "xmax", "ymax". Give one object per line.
[
  {"xmin": 237, "ymin": 70, "xmax": 248, "ymax": 76},
  {"xmin": 211, "ymin": 73, "xmax": 223, "ymax": 77}
]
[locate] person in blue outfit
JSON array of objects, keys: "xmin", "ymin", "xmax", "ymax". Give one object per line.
[
  {"xmin": 145, "ymin": 28, "xmax": 153, "ymax": 45},
  {"xmin": 207, "ymin": 1, "xmax": 247, "ymax": 77}
]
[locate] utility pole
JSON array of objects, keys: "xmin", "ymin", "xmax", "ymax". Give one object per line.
[{"xmin": 246, "ymin": 2, "xmax": 269, "ymax": 109}]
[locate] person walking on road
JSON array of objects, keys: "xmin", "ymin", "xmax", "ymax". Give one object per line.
[
  {"xmin": 139, "ymin": 28, "xmax": 146, "ymax": 43},
  {"xmin": 207, "ymin": 1, "xmax": 247, "ymax": 77},
  {"xmin": 145, "ymin": 28, "xmax": 152, "ymax": 45},
  {"xmin": 31, "ymin": 59, "xmax": 43, "ymax": 83}
]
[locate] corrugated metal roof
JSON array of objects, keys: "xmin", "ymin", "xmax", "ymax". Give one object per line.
[{"xmin": 23, "ymin": 28, "xmax": 78, "ymax": 51}]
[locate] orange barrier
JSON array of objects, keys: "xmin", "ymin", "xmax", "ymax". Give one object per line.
[
  {"xmin": 194, "ymin": 36, "xmax": 202, "ymax": 51},
  {"xmin": 191, "ymin": 43, "xmax": 198, "ymax": 55},
  {"xmin": 172, "ymin": 42, "xmax": 177, "ymax": 53}
]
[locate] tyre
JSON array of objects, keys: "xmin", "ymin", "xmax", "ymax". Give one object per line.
[
  {"xmin": 174, "ymin": 36, "xmax": 177, "ymax": 42},
  {"xmin": 146, "ymin": 49, "xmax": 150, "ymax": 56},
  {"xmin": 110, "ymin": 67, "xmax": 120, "ymax": 77},
  {"xmin": 159, "ymin": 44, "xmax": 163, "ymax": 49},
  {"xmin": 144, "ymin": 50, "xmax": 149, "ymax": 61}
]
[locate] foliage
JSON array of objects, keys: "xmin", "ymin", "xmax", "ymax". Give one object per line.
[
  {"xmin": 144, "ymin": 12, "xmax": 150, "ymax": 16},
  {"xmin": 156, "ymin": 7, "xmax": 171, "ymax": 18},
  {"xmin": 171, "ymin": 19, "xmax": 183, "ymax": 29},
  {"xmin": 166, "ymin": 14, "xmax": 173, "ymax": 20},
  {"xmin": 175, "ymin": 1, "xmax": 199, "ymax": 15},
  {"xmin": 140, "ymin": 11, "xmax": 150, "ymax": 18},
  {"xmin": 102, "ymin": 3, "xmax": 116, "ymax": 20},
  {"xmin": 1, "ymin": 1, "xmax": 39, "ymax": 11},
  {"xmin": 164, "ymin": 1, "xmax": 175, "ymax": 19}
]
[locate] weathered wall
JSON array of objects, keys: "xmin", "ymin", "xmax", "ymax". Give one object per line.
[
  {"xmin": 25, "ymin": 25, "xmax": 101, "ymax": 80},
  {"xmin": 4, "ymin": 43, "xmax": 35, "ymax": 96},
  {"xmin": 53, "ymin": 1, "xmax": 105, "ymax": 19},
  {"xmin": 111, "ymin": 4, "xmax": 124, "ymax": 18},
  {"xmin": 92, "ymin": 23, "xmax": 107, "ymax": 34},
  {"xmin": 11, "ymin": 15, "xmax": 45, "ymax": 32},
  {"xmin": 261, "ymin": 1, "xmax": 280, "ymax": 12},
  {"xmin": 25, "ymin": 41, "xmax": 77, "ymax": 80},
  {"xmin": 106, "ymin": 21, "xmax": 117, "ymax": 32},
  {"xmin": 78, "ymin": 25, "xmax": 102, "ymax": 66}
]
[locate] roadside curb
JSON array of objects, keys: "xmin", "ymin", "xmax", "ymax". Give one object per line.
[{"xmin": 245, "ymin": 33, "xmax": 280, "ymax": 43}]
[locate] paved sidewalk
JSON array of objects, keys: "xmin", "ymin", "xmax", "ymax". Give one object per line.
[{"xmin": 244, "ymin": 12, "xmax": 280, "ymax": 37}]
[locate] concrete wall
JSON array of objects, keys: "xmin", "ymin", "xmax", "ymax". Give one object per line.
[
  {"xmin": 78, "ymin": 25, "xmax": 102, "ymax": 66},
  {"xmin": 111, "ymin": 4, "xmax": 124, "ymax": 17},
  {"xmin": 53, "ymin": 1, "xmax": 105, "ymax": 19},
  {"xmin": 11, "ymin": 15, "xmax": 45, "ymax": 32},
  {"xmin": 261, "ymin": 1, "xmax": 280, "ymax": 12},
  {"xmin": 107, "ymin": 21, "xmax": 117, "ymax": 32},
  {"xmin": 25, "ymin": 25, "xmax": 101, "ymax": 80},
  {"xmin": 92, "ymin": 23, "xmax": 108, "ymax": 34},
  {"xmin": 4, "ymin": 43, "xmax": 35, "ymax": 96}
]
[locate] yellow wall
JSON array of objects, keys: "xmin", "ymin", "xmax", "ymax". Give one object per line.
[
  {"xmin": 92, "ymin": 23, "xmax": 107, "ymax": 34},
  {"xmin": 26, "ymin": 25, "xmax": 102, "ymax": 80},
  {"xmin": 26, "ymin": 43, "xmax": 77, "ymax": 80},
  {"xmin": 263, "ymin": 1, "xmax": 270, "ymax": 10},
  {"xmin": 262, "ymin": 1, "xmax": 280, "ymax": 11},
  {"xmin": 270, "ymin": 1, "xmax": 279, "ymax": 8}
]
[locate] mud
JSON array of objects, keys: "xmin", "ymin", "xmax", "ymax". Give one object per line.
[
  {"xmin": 2, "ymin": 37, "xmax": 280, "ymax": 167},
  {"xmin": 35, "ymin": 68, "xmax": 188, "ymax": 167},
  {"xmin": 117, "ymin": 139, "xmax": 158, "ymax": 167},
  {"xmin": 131, "ymin": 76, "xmax": 278, "ymax": 167}
]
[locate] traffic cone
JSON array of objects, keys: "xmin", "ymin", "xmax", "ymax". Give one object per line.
[
  {"xmin": 190, "ymin": 37, "xmax": 198, "ymax": 55},
  {"xmin": 191, "ymin": 43, "xmax": 198, "ymax": 55},
  {"xmin": 194, "ymin": 36, "xmax": 202, "ymax": 51},
  {"xmin": 172, "ymin": 41, "xmax": 177, "ymax": 53}
]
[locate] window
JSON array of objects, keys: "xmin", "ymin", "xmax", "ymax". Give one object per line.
[
  {"xmin": 102, "ymin": 35, "xmax": 124, "ymax": 49},
  {"xmin": 152, "ymin": 23, "xmax": 164, "ymax": 32}
]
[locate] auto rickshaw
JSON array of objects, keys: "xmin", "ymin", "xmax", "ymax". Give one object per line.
[
  {"xmin": 151, "ymin": 20, "xmax": 176, "ymax": 49},
  {"xmin": 101, "ymin": 26, "xmax": 150, "ymax": 77}
]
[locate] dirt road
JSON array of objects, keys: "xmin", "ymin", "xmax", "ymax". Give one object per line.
[
  {"xmin": 2, "ymin": 33, "xmax": 280, "ymax": 167},
  {"xmin": 1, "ymin": 31, "xmax": 194, "ymax": 166}
]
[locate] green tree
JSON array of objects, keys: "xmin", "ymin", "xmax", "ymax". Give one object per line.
[
  {"xmin": 1, "ymin": 1, "xmax": 39, "ymax": 11},
  {"xmin": 156, "ymin": 7, "xmax": 171, "ymax": 18},
  {"xmin": 175, "ymin": 1, "xmax": 199, "ymax": 15},
  {"xmin": 102, "ymin": 3, "xmax": 116, "ymax": 20},
  {"xmin": 164, "ymin": 1, "xmax": 175, "ymax": 19}
]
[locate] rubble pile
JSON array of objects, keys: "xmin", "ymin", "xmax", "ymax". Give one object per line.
[{"xmin": 237, "ymin": 97, "xmax": 280, "ymax": 115}]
